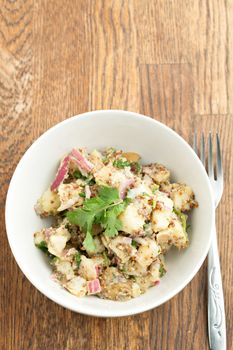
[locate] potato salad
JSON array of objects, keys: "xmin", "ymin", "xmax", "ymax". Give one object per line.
[{"xmin": 34, "ymin": 148, "xmax": 198, "ymax": 301}]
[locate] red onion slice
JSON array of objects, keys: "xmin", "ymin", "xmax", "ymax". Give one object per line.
[
  {"xmin": 70, "ymin": 149, "xmax": 93, "ymax": 173},
  {"xmin": 51, "ymin": 156, "xmax": 70, "ymax": 191},
  {"xmin": 119, "ymin": 178, "xmax": 135, "ymax": 199},
  {"xmin": 87, "ymin": 278, "xmax": 101, "ymax": 295}
]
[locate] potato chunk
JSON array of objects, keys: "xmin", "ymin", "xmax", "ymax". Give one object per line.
[
  {"xmin": 170, "ymin": 183, "xmax": 198, "ymax": 211},
  {"xmin": 143, "ymin": 163, "xmax": 170, "ymax": 184}
]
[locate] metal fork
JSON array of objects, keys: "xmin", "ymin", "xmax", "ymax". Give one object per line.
[{"xmin": 193, "ymin": 132, "xmax": 226, "ymax": 350}]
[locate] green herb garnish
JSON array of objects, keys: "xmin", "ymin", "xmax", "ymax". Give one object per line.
[
  {"xmin": 113, "ymin": 159, "xmax": 131, "ymax": 168},
  {"xmin": 103, "ymin": 251, "xmax": 110, "ymax": 266},
  {"xmin": 173, "ymin": 208, "xmax": 187, "ymax": 231},
  {"xmin": 50, "ymin": 256, "xmax": 60, "ymax": 266},
  {"xmin": 73, "ymin": 170, "xmax": 83, "ymax": 179},
  {"xmin": 79, "ymin": 192, "xmax": 86, "ymax": 198},
  {"xmin": 131, "ymin": 240, "xmax": 137, "ymax": 248},
  {"xmin": 151, "ymin": 184, "xmax": 159, "ymax": 193},
  {"xmin": 36, "ymin": 241, "xmax": 55, "ymax": 260},
  {"xmin": 36, "ymin": 240, "xmax": 48, "ymax": 253},
  {"xmin": 159, "ymin": 265, "xmax": 166, "ymax": 277},
  {"xmin": 66, "ymin": 186, "xmax": 129, "ymax": 251},
  {"xmin": 74, "ymin": 251, "xmax": 81, "ymax": 268}
]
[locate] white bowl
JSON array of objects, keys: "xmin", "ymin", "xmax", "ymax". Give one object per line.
[{"xmin": 5, "ymin": 110, "xmax": 214, "ymax": 317}]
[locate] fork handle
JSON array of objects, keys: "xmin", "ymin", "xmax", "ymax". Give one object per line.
[{"xmin": 208, "ymin": 226, "xmax": 226, "ymax": 350}]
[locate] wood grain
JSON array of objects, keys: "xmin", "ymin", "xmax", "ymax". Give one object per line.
[{"xmin": 1, "ymin": 1, "xmax": 232, "ymax": 349}]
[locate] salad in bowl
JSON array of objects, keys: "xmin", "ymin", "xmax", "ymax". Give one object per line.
[{"xmin": 34, "ymin": 147, "xmax": 198, "ymax": 301}]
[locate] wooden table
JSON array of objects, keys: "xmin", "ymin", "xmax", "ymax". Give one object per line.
[{"xmin": 1, "ymin": 1, "xmax": 232, "ymax": 349}]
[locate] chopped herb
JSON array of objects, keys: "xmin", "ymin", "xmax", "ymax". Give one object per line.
[
  {"xmin": 113, "ymin": 159, "xmax": 131, "ymax": 168},
  {"xmin": 173, "ymin": 208, "xmax": 187, "ymax": 231},
  {"xmin": 131, "ymin": 240, "xmax": 137, "ymax": 248},
  {"xmin": 152, "ymin": 184, "xmax": 159, "ymax": 193},
  {"xmin": 79, "ymin": 192, "xmax": 86, "ymax": 198},
  {"xmin": 66, "ymin": 186, "xmax": 130, "ymax": 251},
  {"xmin": 35, "ymin": 241, "xmax": 55, "ymax": 260},
  {"xmin": 50, "ymin": 256, "xmax": 60, "ymax": 266},
  {"xmin": 129, "ymin": 275, "xmax": 136, "ymax": 281},
  {"xmin": 103, "ymin": 251, "xmax": 110, "ymax": 266},
  {"xmin": 120, "ymin": 266, "xmax": 127, "ymax": 273},
  {"xmin": 159, "ymin": 265, "xmax": 166, "ymax": 277},
  {"xmin": 36, "ymin": 241, "xmax": 48, "ymax": 253},
  {"xmin": 86, "ymin": 177, "xmax": 95, "ymax": 185},
  {"xmin": 74, "ymin": 251, "xmax": 81, "ymax": 268},
  {"xmin": 73, "ymin": 170, "xmax": 83, "ymax": 179}
]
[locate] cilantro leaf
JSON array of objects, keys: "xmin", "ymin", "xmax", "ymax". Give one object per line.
[
  {"xmin": 113, "ymin": 159, "xmax": 131, "ymax": 168},
  {"xmin": 66, "ymin": 208, "xmax": 94, "ymax": 231},
  {"xmin": 98, "ymin": 186, "xmax": 119, "ymax": 203},
  {"xmin": 101, "ymin": 201, "xmax": 127, "ymax": 237},
  {"xmin": 83, "ymin": 231, "xmax": 96, "ymax": 251},
  {"xmin": 66, "ymin": 186, "xmax": 130, "ymax": 249}
]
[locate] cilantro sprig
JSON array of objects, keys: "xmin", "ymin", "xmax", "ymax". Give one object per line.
[{"xmin": 66, "ymin": 186, "xmax": 130, "ymax": 251}]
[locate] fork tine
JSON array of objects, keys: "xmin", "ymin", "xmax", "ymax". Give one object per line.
[
  {"xmin": 208, "ymin": 133, "xmax": 214, "ymax": 177},
  {"xmin": 200, "ymin": 133, "xmax": 205, "ymax": 165},
  {"xmin": 193, "ymin": 130, "xmax": 197, "ymax": 153},
  {"xmin": 216, "ymin": 133, "xmax": 223, "ymax": 178}
]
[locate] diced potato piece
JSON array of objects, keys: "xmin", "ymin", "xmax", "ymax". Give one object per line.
[
  {"xmin": 156, "ymin": 214, "xmax": 188, "ymax": 249},
  {"xmin": 100, "ymin": 235, "xmax": 111, "ymax": 250},
  {"xmin": 152, "ymin": 191, "xmax": 174, "ymax": 232},
  {"xmin": 79, "ymin": 256, "xmax": 98, "ymax": 280},
  {"xmin": 170, "ymin": 183, "xmax": 198, "ymax": 211},
  {"xmin": 34, "ymin": 229, "xmax": 46, "ymax": 245},
  {"xmin": 35, "ymin": 189, "xmax": 60, "ymax": 216},
  {"xmin": 154, "ymin": 191, "xmax": 174, "ymax": 211},
  {"xmin": 65, "ymin": 276, "xmax": 87, "ymax": 297},
  {"xmin": 109, "ymin": 236, "xmax": 137, "ymax": 263},
  {"xmin": 55, "ymin": 261, "xmax": 75, "ymax": 280},
  {"xmin": 94, "ymin": 164, "xmax": 134, "ymax": 190},
  {"xmin": 135, "ymin": 238, "xmax": 160, "ymax": 267},
  {"xmin": 149, "ymin": 261, "xmax": 162, "ymax": 282},
  {"xmin": 122, "ymin": 152, "xmax": 140, "ymax": 162},
  {"xmin": 119, "ymin": 203, "xmax": 145, "ymax": 234},
  {"xmin": 47, "ymin": 227, "xmax": 71, "ymax": 257},
  {"xmin": 121, "ymin": 260, "xmax": 148, "ymax": 277},
  {"xmin": 143, "ymin": 163, "xmax": 170, "ymax": 184},
  {"xmin": 152, "ymin": 210, "xmax": 171, "ymax": 232},
  {"xmin": 89, "ymin": 150, "xmax": 105, "ymax": 172},
  {"xmin": 99, "ymin": 267, "xmax": 141, "ymax": 301},
  {"xmin": 127, "ymin": 182, "xmax": 152, "ymax": 199},
  {"xmin": 58, "ymin": 181, "xmax": 84, "ymax": 211}
]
